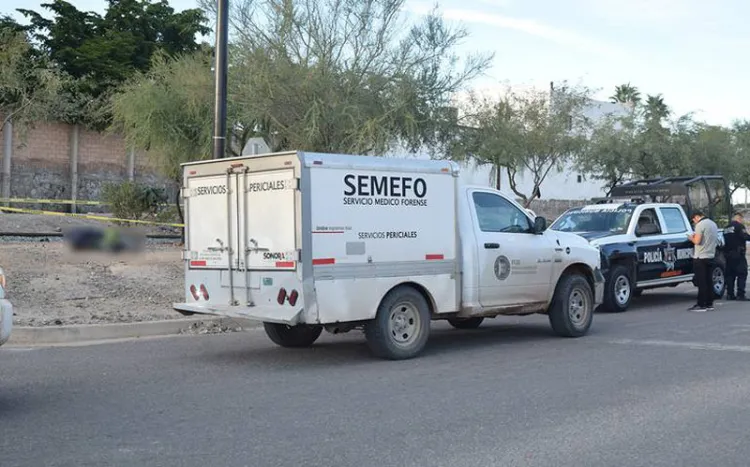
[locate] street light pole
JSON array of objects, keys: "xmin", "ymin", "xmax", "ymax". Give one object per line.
[{"xmin": 212, "ymin": 0, "xmax": 229, "ymax": 159}]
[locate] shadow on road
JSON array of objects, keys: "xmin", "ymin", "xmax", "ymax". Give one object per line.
[
  {"xmin": 196, "ymin": 321, "xmax": 599, "ymax": 367},
  {"xmin": 598, "ymin": 288, "xmax": 698, "ymax": 314},
  {"xmin": 0, "ymin": 390, "xmax": 45, "ymax": 420}
]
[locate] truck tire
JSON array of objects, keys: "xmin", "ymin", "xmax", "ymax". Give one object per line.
[
  {"xmin": 447, "ymin": 317, "xmax": 484, "ymax": 329},
  {"xmin": 263, "ymin": 323, "xmax": 323, "ymax": 348},
  {"xmin": 711, "ymin": 262, "xmax": 726, "ymax": 298},
  {"xmin": 602, "ymin": 264, "xmax": 632, "ymax": 313},
  {"xmin": 549, "ymin": 274, "xmax": 594, "ymax": 338},
  {"xmin": 365, "ymin": 285, "xmax": 431, "ymax": 360},
  {"xmin": 690, "ymin": 260, "xmax": 727, "ymax": 298}
]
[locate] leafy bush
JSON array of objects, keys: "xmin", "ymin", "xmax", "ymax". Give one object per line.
[{"xmin": 102, "ymin": 182, "xmax": 167, "ymax": 222}]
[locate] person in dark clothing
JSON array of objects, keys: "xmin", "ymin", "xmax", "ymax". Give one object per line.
[{"xmin": 723, "ymin": 212, "xmax": 750, "ymax": 300}]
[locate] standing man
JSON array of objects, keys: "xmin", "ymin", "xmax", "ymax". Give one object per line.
[
  {"xmin": 687, "ymin": 210, "xmax": 719, "ymax": 312},
  {"xmin": 724, "ymin": 212, "xmax": 750, "ymax": 301}
]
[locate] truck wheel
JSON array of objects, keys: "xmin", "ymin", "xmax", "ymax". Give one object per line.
[
  {"xmin": 365, "ymin": 286, "xmax": 431, "ymax": 360},
  {"xmin": 712, "ymin": 263, "xmax": 726, "ymax": 298},
  {"xmin": 447, "ymin": 317, "xmax": 484, "ymax": 329},
  {"xmin": 602, "ymin": 265, "xmax": 632, "ymax": 313},
  {"xmin": 263, "ymin": 323, "xmax": 323, "ymax": 348},
  {"xmin": 549, "ymin": 274, "xmax": 594, "ymax": 338}
]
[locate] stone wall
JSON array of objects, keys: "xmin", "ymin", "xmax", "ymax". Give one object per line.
[{"xmin": 1, "ymin": 120, "xmax": 175, "ymax": 213}]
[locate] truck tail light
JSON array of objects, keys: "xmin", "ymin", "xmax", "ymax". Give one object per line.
[
  {"xmin": 200, "ymin": 284, "xmax": 210, "ymax": 300},
  {"xmin": 288, "ymin": 289, "xmax": 299, "ymax": 306},
  {"xmin": 277, "ymin": 288, "xmax": 287, "ymax": 305},
  {"xmin": 189, "ymin": 285, "xmax": 199, "ymax": 300}
]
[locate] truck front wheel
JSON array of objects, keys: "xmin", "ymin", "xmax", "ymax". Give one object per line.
[
  {"xmin": 365, "ymin": 286, "xmax": 431, "ymax": 360},
  {"xmin": 549, "ymin": 274, "xmax": 594, "ymax": 337},
  {"xmin": 263, "ymin": 323, "xmax": 323, "ymax": 348}
]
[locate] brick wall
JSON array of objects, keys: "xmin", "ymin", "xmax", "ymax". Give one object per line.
[{"xmin": 1, "ymin": 120, "xmax": 175, "ymax": 212}]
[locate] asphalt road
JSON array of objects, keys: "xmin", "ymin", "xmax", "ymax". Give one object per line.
[{"xmin": 3, "ymin": 286, "xmax": 750, "ymax": 467}]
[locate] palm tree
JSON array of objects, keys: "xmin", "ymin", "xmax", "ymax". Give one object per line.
[
  {"xmin": 610, "ymin": 83, "xmax": 641, "ymax": 108},
  {"xmin": 644, "ymin": 94, "xmax": 670, "ymax": 125}
]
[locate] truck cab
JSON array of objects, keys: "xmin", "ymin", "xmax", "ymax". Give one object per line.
[{"xmin": 174, "ymin": 151, "xmax": 604, "ymax": 359}]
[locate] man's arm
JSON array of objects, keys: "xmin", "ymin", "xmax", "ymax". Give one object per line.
[{"xmin": 689, "ymin": 222, "xmax": 705, "ymax": 245}]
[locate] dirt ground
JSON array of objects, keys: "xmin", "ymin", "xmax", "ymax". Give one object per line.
[{"xmin": 0, "ymin": 241, "xmax": 185, "ymax": 327}]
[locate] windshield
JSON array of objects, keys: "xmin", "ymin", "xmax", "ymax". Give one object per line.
[{"xmin": 551, "ymin": 206, "xmax": 635, "ymax": 234}]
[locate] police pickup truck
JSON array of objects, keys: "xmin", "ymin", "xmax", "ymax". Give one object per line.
[
  {"xmin": 550, "ymin": 176, "xmax": 730, "ymax": 312},
  {"xmin": 174, "ymin": 151, "xmax": 604, "ymax": 360}
]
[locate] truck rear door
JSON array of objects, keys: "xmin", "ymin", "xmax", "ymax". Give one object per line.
[
  {"xmin": 242, "ymin": 168, "xmax": 298, "ymax": 270},
  {"xmin": 185, "ymin": 174, "xmax": 237, "ymax": 269},
  {"xmin": 185, "ymin": 161, "xmax": 298, "ymax": 272}
]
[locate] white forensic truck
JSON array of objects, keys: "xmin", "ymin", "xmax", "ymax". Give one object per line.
[{"xmin": 174, "ymin": 151, "xmax": 604, "ymax": 360}]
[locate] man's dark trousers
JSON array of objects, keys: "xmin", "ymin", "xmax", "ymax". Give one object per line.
[
  {"xmin": 726, "ymin": 252, "xmax": 748, "ymax": 299},
  {"xmin": 694, "ymin": 258, "xmax": 714, "ymax": 307}
]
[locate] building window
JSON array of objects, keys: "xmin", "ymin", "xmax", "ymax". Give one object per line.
[{"xmin": 577, "ymin": 175, "xmax": 582, "ymax": 183}]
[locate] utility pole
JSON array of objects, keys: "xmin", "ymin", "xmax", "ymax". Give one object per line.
[{"xmin": 212, "ymin": 0, "xmax": 229, "ymax": 159}]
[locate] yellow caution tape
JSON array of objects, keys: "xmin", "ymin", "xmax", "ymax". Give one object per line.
[
  {"xmin": 0, "ymin": 197, "xmax": 104, "ymax": 205},
  {"xmin": 0, "ymin": 198, "xmax": 178, "ymax": 207},
  {"xmin": 0, "ymin": 206, "xmax": 184, "ymax": 228}
]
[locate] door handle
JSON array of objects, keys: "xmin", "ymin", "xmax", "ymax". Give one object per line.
[{"xmin": 484, "ymin": 243, "xmax": 500, "ymax": 249}]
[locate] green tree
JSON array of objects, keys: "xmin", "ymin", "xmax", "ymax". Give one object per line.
[
  {"xmin": 206, "ymin": 0, "xmax": 492, "ymax": 155},
  {"xmin": 0, "ymin": 18, "xmax": 64, "ymax": 129},
  {"xmin": 452, "ymin": 82, "xmax": 593, "ymax": 207},
  {"xmin": 610, "ymin": 82, "xmax": 641, "ymax": 108},
  {"xmin": 578, "ymin": 112, "xmax": 642, "ymax": 194},
  {"xmin": 731, "ymin": 120, "xmax": 750, "ymax": 195},
  {"xmin": 17, "ymin": 0, "xmax": 210, "ymax": 129},
  {"xmin": 110, "ymin": 50, "xmax": 215, "ymax": 224},
  {"xmin": 113, "ymin": 0, "xmax": 491, "ymax": 176}
]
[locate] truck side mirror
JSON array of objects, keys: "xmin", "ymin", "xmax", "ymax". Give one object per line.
[{"xmin": 533, "ymin": 216, "xmax": 547, "ymax": 234}]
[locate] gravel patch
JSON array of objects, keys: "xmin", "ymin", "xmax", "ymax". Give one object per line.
[{"xmin": 1, "ymin": 241, "xmax": 185, "ymax": 327}]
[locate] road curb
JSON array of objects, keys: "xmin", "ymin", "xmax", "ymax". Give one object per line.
[{"xmin": 6, "ymin": 317, "xmax": 262, "ymax": 346}]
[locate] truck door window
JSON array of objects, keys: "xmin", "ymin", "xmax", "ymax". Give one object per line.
[
  {"xmin": 635, "ymin": 208, "xmax": 662, "ymax": 236},
  {"xmin": 659, "ymin": 207, "xmax": 687, "ymax": 234},
  {"xmin": 472, "ymin": 192, "xmax": 532, "ymax": 233}
]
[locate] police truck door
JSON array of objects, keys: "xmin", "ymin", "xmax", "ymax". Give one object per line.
[
  {"xmin": 634, "ymin": 207, "xmax": 668, "ymax": 282},
  {"xmin": 657, "ymin": 206, "xmax": 695, "ymax": 278}
]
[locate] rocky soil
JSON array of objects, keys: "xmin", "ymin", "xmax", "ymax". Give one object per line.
[{"xmin": 0, "ymin": 241, "xmax": 184, "ymax": 326}]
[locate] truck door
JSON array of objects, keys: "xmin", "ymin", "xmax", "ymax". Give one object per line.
[
  {"xmin": 657, "ymin": 206, "xmax": 694, "ymax": 277},
  {"xmin": 185, "ymin": 174, "xmax": 239, "ymax": 269},
  {"xmin": 470, "ymin": 190, "xmax": 555, "ymax": 307},
  {"xmin": 242, "ymin": 168, "xmax": 298, "ymax": 270},
  {"xmin": 634, "ymin": 207, "xmax": 669, "ymax": 282}
]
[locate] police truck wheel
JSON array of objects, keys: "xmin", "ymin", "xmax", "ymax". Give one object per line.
[
  {"xmin": 549, "ymin": 274, "xmax": 594, "ymax": 338},
  {"xmin": 447, "ymin": 317, "xmax": 484, "ymax": 329},
  {"xmin": 711, "ymin": 263, "xmax": 726, "ymax": 298},
  {"xmin": 603, "ymin": 265, "xmax": 632, "ymax": 313},
  {"xmin": 263, "ymin": 323, "xmax": 323, "ymax": 348},
  {"xmin": 365, "ymin": 286, "xmax": 431, "ymax": 360}
]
